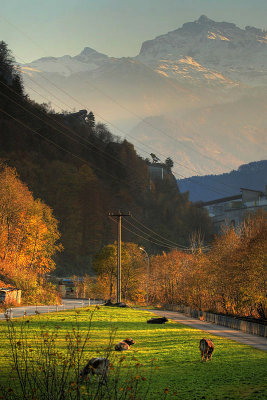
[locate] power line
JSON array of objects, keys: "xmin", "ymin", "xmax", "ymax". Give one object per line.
[
  {"xmin": 109, "ymin": 215, "xmax": 188, "ymax": 250},
  {"xmin": 2, "ymin": 58, "xmax": 232, "ymax": 198},
  {"xmin": 83, "ymin": 79, "xmax": 233, "ymax": 174},
  {"xmin": 19, "ymin": 74, "xmax": 232, "ymax": 197},
  {"xmin": 7, "ymin": 47, "xmax": 234, "ymax": 197},
  {"xmin": 0, "ymin": 79, "xmax": 138, "ymax": 174},
  {"xmin": 109, "ymin": 216, "xmax": 176, "ymax": 249},
  {"xmin": 0, "ymin": 69, "xmax": 231, "ymax": 201},
  {"xmin": 130, "ymin": 215, "xmax": 189, "ymax": 248},
  {"xmin": 125, "ymin": 218, "xmax": 190, "ymax": 250},
  {"xmin": 23, "ymin": 76, "xmax": 233, "ymax": 196},
  {"xmin": 0, "ymin": 107, "xmax": 211, "ymax": 254},
  {"xmin": 0, "ymin": 106, "xmax": 142, "ymax": 188},
  {"xmin": 123, "ymin": 219, "xmax": 183, "ymax": 249},
  {"xmin": 1, "ymin": 75, "xmax": 231, "ymax": 199},
  {"xmin": 0, "ymin": 82, "xmax": 155, "ymax": 192}
]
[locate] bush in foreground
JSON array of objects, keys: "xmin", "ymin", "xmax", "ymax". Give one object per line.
[{"xmin": 0, "ymin": 308, "xmax": 171, "ymax": 400}]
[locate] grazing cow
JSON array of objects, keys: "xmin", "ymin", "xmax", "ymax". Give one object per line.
[
  {"xmin": 147, "ymin": 317, "xmax": 168, "ymax": 324},
  {"xmin": 115, "ymin": 338, "xmax": 135, "ymax": 351},
  {"xmin": 79, "ymin": 357, "xmax": 110, "ymax": 383},
  {"xmin": 199, "ymin": 338, "xmax": 214, "ymax": 362}
]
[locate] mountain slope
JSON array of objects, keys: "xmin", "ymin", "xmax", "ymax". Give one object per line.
[{"xmin": 178, "ymin": 160, "xmax": 267, "ymax": 202}]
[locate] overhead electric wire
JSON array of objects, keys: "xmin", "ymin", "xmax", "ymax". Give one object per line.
[
  {"xmin": 130, "ymin": 215, "xmax": 189, "ymax": 248},
  {"xmin": 0, "ymin": 106, "xmax": 142, "ymax": 188},
  {"xmin": 13, "ymin": 62, "xmax": 233, "ymax": 197},
  {"xmin": 18, "ymin": 71, "xmax": 232, "ymax": 197},
  {"xmin": 0, "ymin": 75, "xmax": 229, "ymax": 198},
  {"xmin": 9, "ymin": 55, "xmax": 233, "ymax": 196},
  {"xmin": 109, "ymin": 216, "xmax": 177, "ymax": 249},
  {"xmin": 125, "ymin": 216, "xmax": 212, "ymax": 251},
  {"xmin": 109, "ymin": 215, "xmax": 206, "ymax": 252},
  {"xmin": 17, "ymin": 73, "xmax": 231, "ymax": 197},
  {"xmin": 83, "ymin": 79, "xmax": 235, "ymax": 175},
  {"xmin": 123, "ymin": 218, "xmax": 188, "ymax": 250},
  {"xmin": 0, "ymin": 79, "xmax": 137, "ymax": 174}
]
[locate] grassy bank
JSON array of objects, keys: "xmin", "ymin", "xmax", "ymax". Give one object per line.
[{"xmin": 0, "ymin": 306, "xmax": 266, "ymax": 399}]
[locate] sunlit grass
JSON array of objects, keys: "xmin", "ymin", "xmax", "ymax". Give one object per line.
[{"xmin": 0, "ymin": 306, "xmax": 266, "ymax": 399}]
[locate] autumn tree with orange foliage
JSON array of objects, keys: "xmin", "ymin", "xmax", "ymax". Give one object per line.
[
  {"xmin": 147, "ymin": 212, "xmax": 266, "ymax": 319},
  {"xmin": 0, "ymin": 164, "xmax": 62, "ymax": 304},
  {"xmin": 93, "ymin": 242, "xmax": 146, "ymax": 303},
  {"xmin": 206, "ymin": 211, "xmax": 267, "ymax": 318}
]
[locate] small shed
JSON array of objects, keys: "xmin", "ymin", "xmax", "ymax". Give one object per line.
[{"xmin": 0, "ymin": 288, "xmax": 22, "ymax": 305}]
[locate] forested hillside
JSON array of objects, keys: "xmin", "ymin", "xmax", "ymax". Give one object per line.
[{"xmin": 0, "ymin": 42, "xmax": 212, "ymax": 275}]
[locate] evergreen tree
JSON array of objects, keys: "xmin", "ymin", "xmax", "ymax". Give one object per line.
[
  {"xmin": 87, "ymin": 111, "xmax": 95, "ymax": 128},
  {"xmin": 165, "ymin": 157, "xmax": 174, "ymax": 170},
  {"xmin": 0, "ymin": 41, "xmax": 24, "ymax": 95}
]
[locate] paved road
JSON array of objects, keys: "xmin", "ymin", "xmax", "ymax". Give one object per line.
[
  {"xmin": 149, "ymin": 309, "xmax": 267, "ymax": 352},
  {"xmin": 0, "ymin": 299, "xmax": 102, "ymax": 320}
]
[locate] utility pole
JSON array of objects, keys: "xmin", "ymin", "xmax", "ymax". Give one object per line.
[{"xmin": 109, "ymin": 211, "xmax": 131, "ymax": 303}]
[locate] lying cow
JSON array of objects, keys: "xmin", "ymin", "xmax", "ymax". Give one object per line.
[
  {"xmin": 79, "ymin": 357, "xmax": 110, "ymax": 383},
  {"xmin": 199, "ymin": 338, "xmax": 214, "ymax": 362},
  {"xmin": 147, "ymin": 317, "xmax": 168, "ymax": 324},
  {"xmin": 115, "ymin": 338, "xmax": 135, "ymax": 351}
]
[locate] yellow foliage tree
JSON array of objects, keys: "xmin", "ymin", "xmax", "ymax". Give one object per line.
[{"xmin": 0, "ymin": 164, "xmax": 62, "ymax": 302}]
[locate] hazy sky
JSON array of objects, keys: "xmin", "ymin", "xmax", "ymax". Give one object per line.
[{"xmin": 1, "ymin": 0, "xmax": 267, "ymax": 63}]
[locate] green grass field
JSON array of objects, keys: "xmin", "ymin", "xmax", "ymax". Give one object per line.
[{"xmin": 0, "ymin": 306, "xmax": 266, "ymax": 399}]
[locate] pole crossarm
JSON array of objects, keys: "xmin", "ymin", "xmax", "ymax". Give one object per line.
[{"xmin": 108, "ymin": 212, "xmax": 131, "ymax": 217}]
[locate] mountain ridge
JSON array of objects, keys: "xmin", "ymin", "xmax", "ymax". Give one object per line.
[{"xmin": 178, "ymin": 160, "xmax": 267, "ymax": 202}]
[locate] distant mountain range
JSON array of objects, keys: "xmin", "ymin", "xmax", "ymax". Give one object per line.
[
  {"xmin": 20, "ymin": 15, "xmax": 267, "ymax": 176},
  {"xmin": 177, "ymin": 160, "xmax": 267, "ymax": 202}
]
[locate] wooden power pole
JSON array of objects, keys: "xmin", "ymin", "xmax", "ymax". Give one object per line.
[{"xmin": 109, "ymin": 211, "xmax": 131, "ymax": 303}]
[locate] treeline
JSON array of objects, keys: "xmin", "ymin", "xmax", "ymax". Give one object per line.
[
  {"xmin": 148, "ymin": 211, "xmax": 267, "ymax": 319},
  {"xmin": 0, "ymin": 41, "xmax": 212, "ymax": 275},
  {"xmin": 83, "ymin": 212, "xmax": 266, "ymax": 319},
  {"xmin": 0, "ymin": 164, "xmax": 61, "ymax": 304}
]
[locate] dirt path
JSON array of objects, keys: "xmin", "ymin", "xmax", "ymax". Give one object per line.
[{"xmin": 149, "ymin": 309, "xmax": 267, "ymax": 352}]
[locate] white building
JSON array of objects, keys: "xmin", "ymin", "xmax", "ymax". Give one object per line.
[{"xmin": 202, "ymin": 188, "xmax": 267, "ymax": 233}]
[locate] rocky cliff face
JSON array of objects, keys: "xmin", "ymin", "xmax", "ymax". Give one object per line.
[{"xmin": 137, "ymin": 15, "xmax": 267, "ymax": 87}]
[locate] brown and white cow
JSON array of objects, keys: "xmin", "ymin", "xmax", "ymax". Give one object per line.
[
  {"xmin": 199, "ymin": 338, "xmax": 214, "ymax": 362},
  {"xmin": 115, "ymin": 338, "xmax": 135, "ymax": 351}
]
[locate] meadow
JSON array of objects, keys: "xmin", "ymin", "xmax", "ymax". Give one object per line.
[{"xmin": 0, "ymin": 306, "xmax": 266, "ymax": 399}]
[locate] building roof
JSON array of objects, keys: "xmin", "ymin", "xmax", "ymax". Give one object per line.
[
  {"xmin": 201, "ymin": 187, "xmax": 265, "ymax": 207},
  {"xmin": 202, "ymin": 194, "xmax": 242, "ymax": 206},
  {"xmin": 240, "ymin": 188, "xmax": 264, "ymax": 195}
]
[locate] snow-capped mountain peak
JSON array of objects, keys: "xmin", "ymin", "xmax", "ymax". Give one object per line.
[
  {"xmin": 21, "ymin": 47, "xmax": 109, "ymax": 77},
  {"xmin": 137, "ymin": 16, "xmax": 267, "ymax": 87},
  {"xmin": 74, "ymin": 47, "xmax": 109, "ymax": 63}
]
